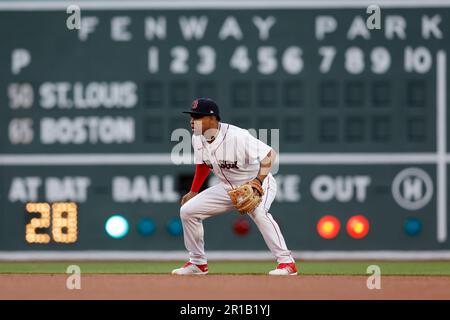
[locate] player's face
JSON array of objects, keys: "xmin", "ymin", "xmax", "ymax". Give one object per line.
[
  {"xmin": 190, "ymin": 115, "xmax": 205, "ymax": 135},
  {"xmin": 190, "ymin": 115, "xmax": 215, "ymax": 136}
]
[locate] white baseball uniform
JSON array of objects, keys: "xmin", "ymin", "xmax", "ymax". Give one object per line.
[{"xmin": 180, "ymin": 122, "xmax": 294, "ymax": 265}]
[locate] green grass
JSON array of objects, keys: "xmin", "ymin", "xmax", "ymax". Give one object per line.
[{"xmin": 0, "ymin": 261, "xmax": 450, "ymax": 275}]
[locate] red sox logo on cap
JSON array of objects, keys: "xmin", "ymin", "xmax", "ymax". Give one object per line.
[{"xmin": 192, "ymin": 99, "xmax": 199, "ymax": 109}]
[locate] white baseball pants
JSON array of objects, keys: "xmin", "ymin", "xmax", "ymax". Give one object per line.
[{"xmin": 180, "ymin": 175, "xmax": 295, "ymax": 265}]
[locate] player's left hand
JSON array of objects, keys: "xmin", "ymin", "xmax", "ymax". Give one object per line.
[{"xmin": 227, "ymin": 180, "xmax": 264, "ymax": 214}]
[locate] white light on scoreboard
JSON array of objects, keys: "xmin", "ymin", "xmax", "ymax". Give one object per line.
[{"xmin": 105, "ymin": 215, "xmax": 129, "ymax": 239}]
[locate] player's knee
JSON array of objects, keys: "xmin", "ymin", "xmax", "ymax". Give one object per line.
[
  {"xmin": 180, "ymin": 204, "xmax": 192, "ymax": 221},
  {"xmin": 249, "ymin": 208, "xmax": 267, "ymax": 223},
  {"xmin": 180, "ymin": 203, "xmax": 203, "ymax": 221},
  {"xmin": 249, "ymin": 213, "xmax": 261, "ymax": 225}
]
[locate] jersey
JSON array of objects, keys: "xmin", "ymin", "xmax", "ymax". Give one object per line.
[{"xmin": 192, "ymin": 122, "xmax": 273, "ymax": 188}]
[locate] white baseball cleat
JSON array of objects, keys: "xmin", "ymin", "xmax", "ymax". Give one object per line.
[
  {"xmin": 268, "ymin": 262, "xmax": 298, "ymax": 276},
  {"xmin": 171, "ymin": 262, "xmax": 209, "ymax": 275}
]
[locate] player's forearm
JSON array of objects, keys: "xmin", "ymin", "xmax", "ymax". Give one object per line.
[
  {"xmin": 190, "ymin": 163, "xmax": 210, "ymax": 192},
  {"xmin": 256, "ymin": 149, "xmax": 276, "ymax": 183}
]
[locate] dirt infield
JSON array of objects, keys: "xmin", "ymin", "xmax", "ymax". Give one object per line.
[{"xmin": 1, "ymin": 275, "xmax": 450, "ymax": 299}]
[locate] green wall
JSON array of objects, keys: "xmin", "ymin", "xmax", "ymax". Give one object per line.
[{"xmin": 0, "ymin": 5, "xmax": 448, "ymax": 251}]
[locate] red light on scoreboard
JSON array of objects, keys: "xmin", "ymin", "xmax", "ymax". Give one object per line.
[
  {"xmin": 317, "ymin": 215, "xmax": 341, "ymax": 239},
  {"xmin": 233, "ymin": 218, "xmax": 250, "ymax": 236},
  {"xmin": 347, "ymin": 215, "xmax": 370, "ymax": 239}
]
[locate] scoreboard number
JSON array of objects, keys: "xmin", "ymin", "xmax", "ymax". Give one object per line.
[
  {"xmin": 8, "ymin": 118, "xmax": 34, "ymax": 145},
  {"xmin": 25, "ymin": 202, "xmax": 50, "ymax": 244},
  {"xmin": 25, "ymin": 202, "xmax": 78, "ymax": 244},
  {"xmin": 146, "ymin": 45, "xmax": 431, "ymax": 75},
  {"xmin": 8, "ymin": 83, "xmax": 34, "ymax": 109}
]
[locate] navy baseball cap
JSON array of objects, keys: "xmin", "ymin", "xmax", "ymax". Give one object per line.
[{"xmin": 182, "ymin": 98, "xmax": 221, "ymax": 121}]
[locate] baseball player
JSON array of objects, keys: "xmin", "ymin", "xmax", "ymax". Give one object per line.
[{"xmin": 171, "ymin": 98, "xmax": 297, "ymax": 276}]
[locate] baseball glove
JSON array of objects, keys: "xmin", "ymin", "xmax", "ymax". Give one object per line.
[{"xmin": 228, "ymin": 180, "xmax": 265, "ymax": 214}]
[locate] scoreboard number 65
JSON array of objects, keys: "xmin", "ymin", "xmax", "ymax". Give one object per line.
[{"xmin": 25, "ymin": 202, "xmax": 78, "ymax": 244}]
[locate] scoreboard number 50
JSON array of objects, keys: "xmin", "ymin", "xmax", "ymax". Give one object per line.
[{"xmin": 25, "ymin": 202, "xmax": 78, "ymax": 244}]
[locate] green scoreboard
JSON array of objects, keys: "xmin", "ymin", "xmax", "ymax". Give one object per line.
[{"xmin": 0, "ymin": 1, "xmax": 449, "ymax": 258}]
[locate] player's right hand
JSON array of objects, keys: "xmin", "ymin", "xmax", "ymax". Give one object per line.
[{"xmin": 180, "ymin": 191, "xmax": 199, "ymax": 205}]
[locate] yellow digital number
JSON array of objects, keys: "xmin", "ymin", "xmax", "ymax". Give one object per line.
[
  {"xmin": 52, "ymin": 202, "xmax": 78, "ymax": 243},
  {"xmin": 25, "ymin": 202, "xmax": 78, "ymax": 244},
  {"xmin": 25, "ymin": 202, "xmax": 51, "ymax": 244}
]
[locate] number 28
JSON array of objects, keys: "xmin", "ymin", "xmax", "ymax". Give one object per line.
[{"xmin": 25, "ymin": 202, "xmax": 78, "ymax": 244}]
